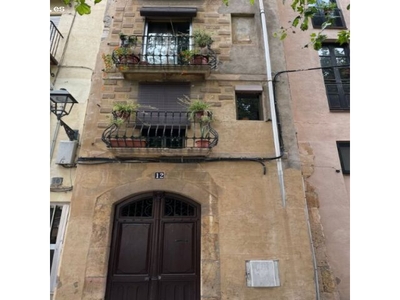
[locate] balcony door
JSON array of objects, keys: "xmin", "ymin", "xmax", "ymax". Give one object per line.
[
  {"xmin": 143, "ymin": 20, "xmax": 191, "ymax": 65},
  {"xmin": 106, "ymin": 192, "xmax": 200, "ymax": 300}
]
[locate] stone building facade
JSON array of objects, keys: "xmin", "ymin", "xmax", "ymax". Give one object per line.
[{"xmin": 50, "ymin": 0, "xmax": 349, "ymax": 299}]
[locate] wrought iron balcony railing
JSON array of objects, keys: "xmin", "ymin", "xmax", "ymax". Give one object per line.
[
  {"xmin": 312, "ymin": 8, "xmax": 346, "ymax": 29},
  {"xmin": 50, "ymin": 21, "xmax": 64, "ymax": 65},
  {"xmin": 111, "ymin": 34, "xmax": 217, "ymax": 70},
  {"xmin": 102, "ymin": 111, "xmax": 218, "ymax": 150}
]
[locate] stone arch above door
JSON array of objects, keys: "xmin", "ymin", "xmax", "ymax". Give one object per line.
[{"xmin": 83, "ymin": 178, "xmax": 221, "ymax": 300}]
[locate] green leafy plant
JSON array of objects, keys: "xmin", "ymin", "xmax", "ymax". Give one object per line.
[
  {"xmin": 193, "ymin": 30, "xmax": 214, "ymax": 48},
  {"xmin": 113, "ymin": 102, "xmax": 140, "ymax": 113},
  {"xmin": 102, "ymin": 53, "xmax": 113, "ymax": 72},
  {"xmin": 199, "ymin": 115, "xmax": 213, "ymax": 139},
  {"xmin": 178, "ymin": 95, "xmax": 213, "ymax": 121},
  {"xmin": 119, "ymin": 33, "xmax": 138, "ymax": 47},
  {"xmin": 113, "ymin": 47, "xmax": 133, "ymax": 57},
  {"xmin": 110, "ymin": 117, "xmax": 125, "ymax": 127},
  {"xmin": 273, "ymin": 0, "xmax": 350, "ymax": 50},
  {"xmin": 180, "ymin": 49, "xmax": 197, "ymax": 63}
]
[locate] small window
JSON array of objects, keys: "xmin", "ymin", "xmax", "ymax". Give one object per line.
[
  {"xmin": 337, "ymin": 141, "xmax": 350, "ymax": 174},
  {"xmin": 235, "ymin": 86, "xmax": 263, "ymax": 120},
  {"xmin": 236, "ymin": 93, "xmax": 262, "ymax": 120}
]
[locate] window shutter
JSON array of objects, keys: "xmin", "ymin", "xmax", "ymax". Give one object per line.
[{"xmin": 138, "ymin": 83, "xmax": 190, "ymax": 125}]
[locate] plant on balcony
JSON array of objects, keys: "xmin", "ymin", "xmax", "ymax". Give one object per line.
[
  {"xmin": 180, "ymin": 49, "xmax": 196, "ymax": 64},
  {"xmin": 196, "ymin": 115, "xmax": 213, "ymax": 148},
  {"xmin": 178, "ymin": 96, "xmax": 212, "ymax": 121},
  {"xmin": 119, "ymin": 33, "xmax": 138, "ymax": 47},
  {"xmin": 180, "ymin": 30, "xmax": 214, "ymax": 65},
  {"xmin": 102, "ymin": 53, "xmax": 114, "ymax": 72},
  {"xmin": 193, "ymin": 29, "xmax": 214, "ymax": 49},
  {"xmin": 180, "ymin": 49, "xmax": 209, "ymax": 65},
  {"xmin": 112, "ymin": 102, "xmax": 141, "ymax": 120},
  {"xmin": 113, "ymin": 46, "xmax": 139, "ymax": 64},
  {"xmin": 110, "ymin": 117, "xmax": 125, "ymax": 127}
]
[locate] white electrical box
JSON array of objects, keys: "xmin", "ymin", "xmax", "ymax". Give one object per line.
[
  {"xmin": 56, "ymin": 140, "xmax": 78, "ymax": 165},
  {"xmin": 245, "ymin": 260, "xmax": 280, "ymax": 287}
]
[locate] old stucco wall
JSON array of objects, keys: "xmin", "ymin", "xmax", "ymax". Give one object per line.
[
  {"xmin": 55, "ymin": 162, "xmax": 316, "ymax": 300},
  {"xmin": 275, "ymin": 0, "xmax": 351, "ymax": 299}
]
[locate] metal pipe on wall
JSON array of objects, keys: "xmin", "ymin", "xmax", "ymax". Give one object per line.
[{"xmin": 258, "ymin": 0, "xmax": 286, "ymax": 207}]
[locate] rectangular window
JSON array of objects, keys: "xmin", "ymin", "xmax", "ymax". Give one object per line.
[
  {"xmin": 235, "ymin": 86, "xmax": 263, "ymax": 120},
  {"xmin": 318, "ymin": 44, "xmax": 350, "ymax": 110},
  {"xmin": 337, "ymin": 141, "xmax": 350, "ymax": 174},
  {"xmin": 138, "ymin": 83, "xmax": 191, "ymax": 148},
  {"xmin": 143, "ymin": 20, "xmax": 191, "ymax": 65},
  {"xmin": 50, "ymin": 204, "xmax": 69, "ymax": 294},
  {"xmin": 311, "ymin": 0, "xmax": 346, "ymax": 29}
]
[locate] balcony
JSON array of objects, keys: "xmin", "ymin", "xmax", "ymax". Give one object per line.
[
  {"xmin": 102, "ymin": 111, "xmax": 219, "ymax": 159},
  {"xmin": 312, "ymin": 8, "xmax": 346, "ymax": 29},
  {"xmin": 108, "ymin": 34, "xmax": 217, "ymax": 80},
  {"xmin": 50, "ymin": 20, "xmax": 64, "ymax": 65}
]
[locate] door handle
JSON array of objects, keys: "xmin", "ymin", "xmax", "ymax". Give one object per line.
[
  {"xmin": 144, "ymin": 276, "xmax": 161, "ymax": 281},
  {"xmin": 151, "ymin": 276, "xmax": 162, "ymax": 280}
]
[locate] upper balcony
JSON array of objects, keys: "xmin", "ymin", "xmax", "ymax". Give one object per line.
[
  {"xmin": 105, "ymin": 34, "xmax": 217, "ymax": 81},
  {"xmin": 101, "ymin": 110, "xmax": 218, "ymax": 159},
  {"xmin": 50, "ymin": 20, "xmax": 64, "ymax": 65}
]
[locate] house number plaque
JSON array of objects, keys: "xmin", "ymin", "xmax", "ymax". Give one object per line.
[{"xmin": 154, "ymin": 172, "xmax": 165, "ymax": 179}]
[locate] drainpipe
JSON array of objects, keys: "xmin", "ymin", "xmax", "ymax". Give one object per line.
[{"xmin": 258, "ymin": 0, "xmax": 286, "ymax": 207}]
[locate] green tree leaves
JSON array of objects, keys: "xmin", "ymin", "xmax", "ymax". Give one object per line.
[{"xmin": 63, "ymin": 0, "xmax": 99, "ymax": 16}]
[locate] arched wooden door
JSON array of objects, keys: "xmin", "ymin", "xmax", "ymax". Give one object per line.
[{"xmin": 106, "ymin": 192, "xmax": 201, "ymax": 300}]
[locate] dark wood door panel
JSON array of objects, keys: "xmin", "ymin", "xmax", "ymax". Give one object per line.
[
  {"xmin": 158, "ymin": 280, "xmax": 196, "ymax": 300},
  {"xmin": 115, "ymin": 223, "xmax": 153, "ymax": 275},
  {"xmin": 108, "ymin": 282, "xmax": 150, "ymax": 300},
  {"xmin": 160, "ymin": 222, "xmax": 196, "ymax": 274}
]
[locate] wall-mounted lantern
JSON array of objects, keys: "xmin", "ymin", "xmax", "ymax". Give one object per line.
[
  {"xmin": 50, "ymin": 88, "xmax": 79, "ymax": 141},
  {"xmin": 50, "ymin": 88, "xmax": 78, "ymax": 120}
]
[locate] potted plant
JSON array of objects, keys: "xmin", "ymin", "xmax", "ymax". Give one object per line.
[
  {"xmin": 180, "ymin": 49, "xmax": 196, "ymax": 64},
  {"xmin": 196, "ymin": 115, "xmax": 213, "ymax": 148},
  {"xmin": 178, "ymin": 96, "xmax": 212, "ymax": 121},
  {"xmin": 112, "ymin": 102, "xmax": 141, "ymax": 120},
  {"xmin": 113, "ymin": 46, "xmax": 139, "ymax": 64},
  {"xmin": 193, "ymin": 29, "xmax": 214, "ymax": 64},
  {"xmin": 193, "ymin": 29, "xmax": 213, "ymax": 49}
]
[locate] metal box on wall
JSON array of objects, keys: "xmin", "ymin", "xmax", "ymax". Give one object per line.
[
  {"xmin": 245, "ymin": 260, "xmax": 280, "ymax": 287},
  {"xmin": 56, "ymin": 140, "xmax": 78, "ymax": 165}
]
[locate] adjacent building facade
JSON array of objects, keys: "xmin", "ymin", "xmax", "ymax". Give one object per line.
[
  {"xmin": 50, "ymin": 0, "xmax": 349, "ymax": 299},
  {"xmin": 276, "ymin": 0, "xmax": 350, "ymax": 298}
]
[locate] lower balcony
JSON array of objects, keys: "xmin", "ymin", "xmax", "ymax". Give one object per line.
[{"xmin": 102, "ymin": 111, "xmax": 218, "ymax": 159}]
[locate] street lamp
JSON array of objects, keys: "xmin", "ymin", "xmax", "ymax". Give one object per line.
[
  {"xmin": 50, "ymin": 88, "xmax": 78, "ymax": 120},
  {"xmin": 50, "ymin": 88, "xmax": 79, "ymax": 141}
]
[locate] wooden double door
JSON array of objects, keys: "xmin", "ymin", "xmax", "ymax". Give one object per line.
[{"xmin": 106, "ymin": 192, "xmax": 200, "ymax": 300}]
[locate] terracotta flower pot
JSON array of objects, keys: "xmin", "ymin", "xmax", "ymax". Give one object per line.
[
  {"xmin": 195, "ymin": 139, "xmax": 210, "ymax": 148},
  {"xmin": 110, "ymin": 138, "xmax": 146, "ymax": 148},
  {"xmin": 191, "ymin": 55, "xmax": 208, "ymax": 65}
]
